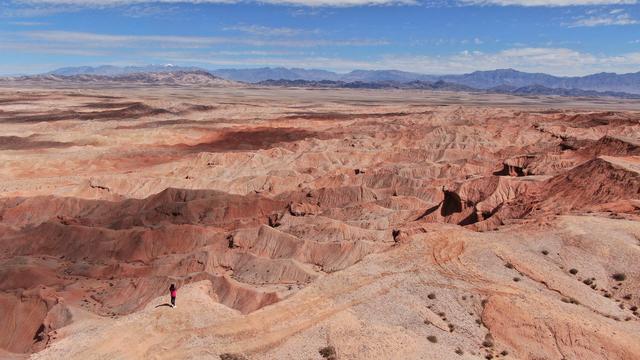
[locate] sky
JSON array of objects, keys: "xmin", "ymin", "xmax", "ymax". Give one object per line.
[{"xmin": 0, "ymin": 0, "xmax": 639, "ymax": 75}]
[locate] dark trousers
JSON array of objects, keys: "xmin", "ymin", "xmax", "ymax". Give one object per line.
[{"xmin": 171, "ymin": 296, "xmax": 176, "ymax": 306}]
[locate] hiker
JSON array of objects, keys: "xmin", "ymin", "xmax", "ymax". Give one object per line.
[{"xmin": 169, "ymin": 284, "xmax": 177, "ymax": 308}]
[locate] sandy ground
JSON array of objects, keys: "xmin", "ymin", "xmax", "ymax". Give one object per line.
[{"xmin": 29, "ymin": 216, "xmax": 640, "ymax": 360}]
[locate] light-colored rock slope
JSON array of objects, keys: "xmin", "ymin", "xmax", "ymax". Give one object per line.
[{"xmin": 33, "ymin": 216, "xmax": 640, "ymax": 360}]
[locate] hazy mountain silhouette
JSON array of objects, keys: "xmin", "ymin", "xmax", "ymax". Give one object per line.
[{"xmin": 41, "ymin": 65, "xmax": 640, "ymax": 95}]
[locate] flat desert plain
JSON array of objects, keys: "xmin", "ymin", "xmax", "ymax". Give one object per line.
[{"xmin": 2, "ymin": 85, "xmax": 640, "ymax": 360}]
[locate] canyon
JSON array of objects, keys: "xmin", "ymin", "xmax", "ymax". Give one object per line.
[{"xmin": 1, "ymin": 85, "xmax": 640, "ymax": 359}]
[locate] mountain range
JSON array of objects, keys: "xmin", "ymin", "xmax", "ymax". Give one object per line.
[
  {"xmin": 5, "ymin": 70, "xmax": 235, "ymax": 86},
  {"xmin": 256, "ymin": 79, "xmax": 475, "ymax": 91},
  {"xmin": 256, "ymin": 79, "xmax": 640, "ymax": 99},
  {"xmin": 47, "ymin": 65, "xmax": 640, "ymax": 94},
  {"xmin": 49, "ymin": 64, "xmax": 204, "ymax": 77}
]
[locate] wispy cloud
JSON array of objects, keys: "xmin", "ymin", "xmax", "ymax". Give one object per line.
[
  {"xmin": 566, "ymin": 9, "xmax": 639, "ymax": 27},
  {"xmin": 410, "ymin": 37, "xmax": 492, "ymax": 46},
  {"xmin": 23, "ymin": 30, "xmax": 388, "ymax": 47},
  {"xmin": 8, "ymin": 21, "xmax": 49, "ymax": 26},
  {"xmin": 261, "ymin": 0, "xmax": 416, "ymax": 5},
  {"xmin": 0, "ymin": 40, "xmax": 107, "ymax": 56},
  {"xmin": 224, "ymin": 25, "xmax": 320, "ymax": 37},
  {"xmin": 5, "ymin": 0, "xmax": 636, "ymax": 10},
  {"xmin": 10, "ymin": 0, "xmax": 232, "ymax": 4},
  {"xmin": 571, "ymin": 14, "xmax": 638, "ymax": 26},
  {"xmin": 121, "ymin": 4, "xmax": 180, "ymax": 18},
  {"xmin": 459, "ymin": 38, "xmax": 476, "ymax": 44},
  {"xmin": 1, "ymin": 5, "xmax": 81, "ymax": 17},
  {"xmin": 8, "ymin": 0, "xmax": 416, "ymax": 7},
  {"xmin": 289, "ymin": 8, "xmax": 331, "ymax": 16},
  {"xmin": 461, "ymin": 0, "xmax": 637, "ymax": 6}
]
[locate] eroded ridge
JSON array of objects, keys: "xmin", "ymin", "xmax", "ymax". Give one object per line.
[{"xmin": 1, "ymin": 87, "xmax": 640, "ymax": 359}]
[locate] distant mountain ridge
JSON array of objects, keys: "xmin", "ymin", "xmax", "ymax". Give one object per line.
[
  {"xmin": 257, "ymin": 78, "xmax": 640, "ymax": 99},
  {"xmin": 212, "ymin": 67, "xmax": 341, "ymax": 83},
  {"xmin": 438, "ymin": 69, "xmax": 640, "ymax": 94},
  {"xmin": 48, "ymin": 65, "xmax": 640, "ymax": 94},
  {"xmin": 257, "ymin": 79, "xmax": 474, "ymax": 91},
  {"xmin": 4, "ymin": 70, "xmax": 236, "ymax": 86},
  {"xmin": 49, "ymin": 64, "xmax": 205, "ymax": 76},
  {"xmin": 224, "ymin": 67, "xmax": 640, "ymax": 94}
]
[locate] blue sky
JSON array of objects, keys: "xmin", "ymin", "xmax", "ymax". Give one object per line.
[{"xmin": 0, "ymin": 0, "xmax": 639, "ymax": 75}]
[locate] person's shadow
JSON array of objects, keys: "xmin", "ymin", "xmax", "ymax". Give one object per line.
[{"xmin": 154, "ymin": 303, "xmax": 173, "ymax": 308}]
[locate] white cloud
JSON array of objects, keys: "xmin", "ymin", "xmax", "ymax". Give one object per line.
[
  {"xmin": 566, "ymin": 10, "xmax": 638, "ymax": 26},
  {"xmin": 461, "ymin": 0, "xmax": 636, "ymax": 6},
  {"xmin": 0, "ymin": 40, "xmax": 107, "ymax": 56},
  {"xmin": 8, "ymin": 21, "xmax": 49, "ymax": 26},
  {"xmin": 10, "ymin": 0, "xmax": 415, "ymax": 7},
  {"xmin": 223, "ymin": 25, "xmax": 319, "ymax": 37},
  {"xmin": 1, "ymin": 5, "xmax": 81, "ymax": 17},
  {"xmin": 7, "ymin": 0, "xmax": 636, "ymax": 8},
  {"xmin": 121, "ymin": 4, "xmax": 180, "ymax": 18},
  {"xmin": 24, "ymin": 30, "xmax": 388, "ymax": 47},
  {"xmin": 261, "ymin": 0, "xmax": 415, "ymax": 5},
  {"xmin": 12, "ymin": 0, "xmax": 233, "ymax": 4}
]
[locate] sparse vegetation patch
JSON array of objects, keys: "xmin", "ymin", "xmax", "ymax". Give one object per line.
[
  {"xmin": 612, "ymin": 273, "xmax": 627, "ymax": 281},
  {"xmin": 220, "ymin": 354, "xmax": 248, "ymax": 360},
  {"xmin": 319, "ymin": 346, "xmax": 337, "ymax": 360}
]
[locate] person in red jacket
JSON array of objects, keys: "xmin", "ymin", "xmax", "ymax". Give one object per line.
[{"xmin": 169, "ymin": 284, "xmax": 177, "ymax": 308}]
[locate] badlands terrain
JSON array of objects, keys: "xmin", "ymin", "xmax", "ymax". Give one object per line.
[{"xmin": 1, "ymin": 84, "xmax": 640, "ymax": 360}]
